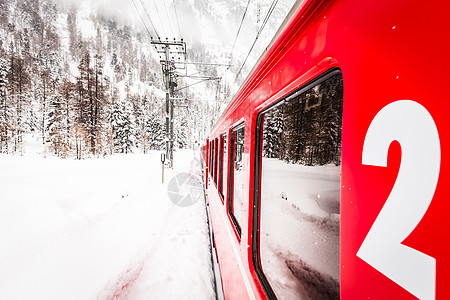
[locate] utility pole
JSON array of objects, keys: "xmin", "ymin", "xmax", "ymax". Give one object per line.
[{"xmin": 151, "ymin": 38, "xmax": 186, "ymax": 168}]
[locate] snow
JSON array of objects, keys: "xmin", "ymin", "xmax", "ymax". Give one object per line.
[
  {"xmin": 261, "ymin": 158, "xmax": 340, "ymax": 217},
  {"xmin": 260, "ymin": 158, "xmax": 340, "ymax": 299},
  {"xmin": 77, "ymin": 2, "xmax": 97, "ymax": 40},
  {"xmin": 0, "ymin": 138, "xmax": 215, "ymax": 299},
  {"xmin": 232, "ymin": 168, "xmax": 244, "ymax": 226}
]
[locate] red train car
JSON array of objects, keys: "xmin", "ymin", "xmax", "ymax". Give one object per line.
[{"xmin": 202, "ymin": 0, "xmax": 450, "ymax": 298}]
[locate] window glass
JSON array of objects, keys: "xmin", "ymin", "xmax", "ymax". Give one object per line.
[
  {"xmin": 229, "ymin": 124, "xmax": 245, "ymax": 235},
  {"xmin": 219, "ymin": 134, "xmax": 227, "ymax": 200},
  {"xmin": 209, "ymin": 141, "xmax": 212, "ymax": 173},
  {"xmin": 259, "ymin": 73, "xmax": 343, "ymax": 299},
  {"xmin": 210, "ymin": 141, "xmax": 213, "ymax": 175},
  {"xmin": 211, "ymin": 140, "xmax": 216, "ymax": 176},
  {"xmin": 215, "ymin": 138, "xmax": 219, "ymax": 184}
]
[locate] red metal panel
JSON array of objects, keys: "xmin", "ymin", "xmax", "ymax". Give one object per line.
[{"xmin": 208, "ymin": 173, "xmax": 249, "ymax": 299}]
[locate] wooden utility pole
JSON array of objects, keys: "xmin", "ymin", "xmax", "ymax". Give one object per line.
[{"xmin": 151, "ymin": 38, "xmax": 186, "ymax": 168}]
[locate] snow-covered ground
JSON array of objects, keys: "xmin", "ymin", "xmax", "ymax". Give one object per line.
[
  {"xmin": 260, "ymin": 158, "xmax": 340, "ymax": 299},
  {"xmin": 0, "ymin": 139, "xmax": 215, "ymax": 299}
]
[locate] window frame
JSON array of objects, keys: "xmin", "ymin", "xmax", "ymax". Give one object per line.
[
  {"xmin": 228, "ymin": 122, "xmax": 245, "ymax": 239},
  {"xmin": 212, "ymin": 140, "xmax": 215, "ymax": 177},
  {"xmin": 209, "ymin": 141, "xmax": 212, "ymax": 174},
  {"xmin": 251, "ymin": 68, "xmax": 343, "ymax": 299},
  {"xmin": 214, "ymin": 137, "xmax": 219, "ymax": 185},
  {"xmin": 219, "ymin": 133, "xmax": 227, "ymax": 201},
  {"xmin": 210, "ymin": 141, "xmax": 213, "ymax": 175}
]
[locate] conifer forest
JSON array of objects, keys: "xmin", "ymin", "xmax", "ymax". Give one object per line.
[{"xmin": 0, "ymin": 0, "xmax": 220, "ymax": 158}]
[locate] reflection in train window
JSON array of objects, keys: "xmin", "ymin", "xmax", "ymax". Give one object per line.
[
  {"xmin": 219, "ymin": 133, "xmax": 227, "ymax": 200},
  {"xmin": 213, "ymin": 139, "xmax": 216, "ymax": 179},
  {"xmin": 215, "ymin": 137, "xmax": 219, "ymax": 184},
  {"xmin": 258, "ymin": 73, "xmax": 343, "ymax": 299},
  {"xmin": 209, "ymin": 141, "xmax": 212, "ymax": 174},
  {"xmin": 229, "ymin": 124, "xmax": 245, "ymax": 237}
]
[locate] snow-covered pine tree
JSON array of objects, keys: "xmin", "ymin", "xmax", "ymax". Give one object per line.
[
  {"xmin": 0, "ymin": 58, "xmax": 9, "ymax": 153},
  {"xmin": 121, "ymin": 101, "xmax": 135, "ymax": 154},
  {"xmin": 144, "ymin": 111, "xmax": 164, "ymax": 151},
  {"xmin": 109, "ymin": 100, "xmax": 135, "ymax": 154},
  {"xmin": 109, "ymin": 101, "xmax": 122, "ymax": 153},
  {"xmin": 263, "ymin": 107, "xmax": 284, "ymax": 158},
  {"xmin": 59, "ymin": 78, "xmax": 76, "ymax": 155},
  {"xmin": 129, "ymin": 94, "xmax": 144, "ymax": 149},
  {"xmin": 46, "ymin": 94, "xmax": 66, "ymax": 156},
  {"xmin": 175, "ymin": 117, "xmax": 189, "ymax": 149},
  {"xmin": 7, "ymin": 55, "xmax": 31, "ymax": 153}
]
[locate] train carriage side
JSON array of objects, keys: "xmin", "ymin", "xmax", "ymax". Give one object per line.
[{"xmin": 203, "ymin": 0, "xmax": 450, "ymax": 299}]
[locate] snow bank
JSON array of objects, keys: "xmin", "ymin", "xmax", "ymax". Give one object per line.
[
  {"xmin": 259, "ymin": 158, "xmax": 340, "ymax": 299},
  {"xmin": 0, "ymin": 146, "xmax": 214, "ymax": 299}
]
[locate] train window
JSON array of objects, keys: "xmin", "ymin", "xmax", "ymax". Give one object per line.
[
  {"xmin": 215, "ymin": 137, "xmax": 219, "ymax": 185},
  {"xmin": 219, "ymin": 133, "xmax": 227, "ymax": 200},
  {"xmin": 254, "ymin": 71, "xmax": 343, "ymax": 299},
  {"xmin": 211, "ymin": 140, "xmax": 214, "ymax": 176},
  {"xmin": 210, "ymin": 141, "xmax": 213, "ymax": 175},
  {"xmin": 228, "ymin": 123, "xmax": 245, "ymax": 237},
  {"xmin": 212, "ymin": 140, "xmax": 215, "ymax": 177},
  {"xmin": 206, "ymin": 144, "xmax": 208, "ymax": 167},
  {"xmin": 208, "ymin": 142, "xmax": 211, "ymax": 170}
]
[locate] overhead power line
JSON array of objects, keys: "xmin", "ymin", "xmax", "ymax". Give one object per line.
[
  {"xmin": 229, "ymin": 0, "xmax": 252, "ymax": 64},
  {"xmin": 234, "ymin": 0, "xmax": 279, "ymax": 83},
  {"xmin": 152, "ymin": 0, "xmax": 167, "ymax": 38},
  {"xmin": 260, "ymin": 0, "xmax": 279, "ymax": 34},
  {"xmin": 130, "ymin": 0, "xmax": 153, "ymax": 38},
  {"xmin": 172, "ymin": 0, "xmax": 182, "ymax": 38},
  {"xmin": 174, "ymin": 62, "xmax": 232, "ymax": 67},
  {"xmin": 137, "ymin": 0, "xmax": 160, "ymax": 38},
  {"xmin": 176, "ymin": 77, "xmax": 221, "ymax": 91},
  {"xmin": 163, "ymin": 0, "xmax": 175, "ymax": 38}
]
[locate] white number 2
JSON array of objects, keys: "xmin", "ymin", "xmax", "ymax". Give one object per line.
[{"xmin": 357, "ymin": 100, "xmax": 440, "ymax": 300}]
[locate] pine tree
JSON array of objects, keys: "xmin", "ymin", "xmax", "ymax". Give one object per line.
[
  {"xmin": 64, "ymin": 79, "xmax": 76, "ymax": 152},
  {"xmin": 121, "ymin": 101, "xmax": 135, "ymax": 153},
  {"xmin": 175, "ymin": 117, "xmax": 189, "ymax": 149},
  {"xmin": 47, "ymin": 94, "xmax": 64, "ymax": 155},
  {"xmin": 0, "ymin": 58, "xmax": 9, "ymax": 153},
  {"xmin": 109, "ymin": 100, "xmax": 135, "ymax": 154},
  {"xmin": 263, "ymin": 107, "xmax": 284, "ymax": 158},
  {"xmin": 7, "ymin": 55, "xmax": 31, "ymax": 153},
  {"xmin": 77, "ymin": 51, "xmax": 106, "ymax": 155},
  {"xmin": 144, "ymin": 111, "xmax": 164, "ymax": 151}
]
